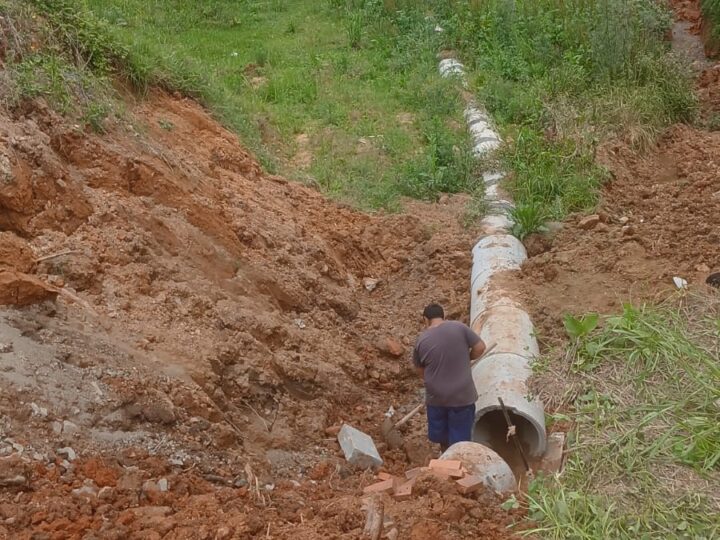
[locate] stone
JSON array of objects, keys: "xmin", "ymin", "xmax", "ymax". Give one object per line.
[
  {"xmin": 57, "ymin": 447, "xmax": 76, "ymax": 461},
  {"xmin": 337, "ymin": 424, "xmax": 383, "ymax": 469},
  {"xmin": 539, "ymin": 432, "xmax": 566, "ymax": 474},
  {"xmin": 30, "ymin": 403, "xmax": 48, "ymax": 418},
  {"xmin": 52, "ymin": 422, "xmax": 63, "ymax": 435},
  {"xmin": 0, "ymin": 270, "xmax": 58, "ymax": 307},
  {"xmin": 216, "ymin": 527, "xmax": 232, "ymax": 540},
  {"xmin": 158, "ymin": 478, "xmax": 169, "ymax": 492},
  {"xmin": 62, "ymin": 420, "xmax": 79, "ymax": 434},
  {"xmin": 98, "ymin": 486, "xmax": 115, "ymax": 501},
  {"xmin": 72, "ymin": 480, "xmax": 98, "ymax": 499},
  {"xmin": 362, "ymin": 277, "xmax": 380, "ymax": 292},
  {"xmin": 142, "ymin": 480, "xmax": 159, "ymax": 494},
  {"xmin": 0, "ymin": 343, "xmax": 13, "ymax": 354},
  {"xmin": 578, "ymin": 215, "xmax": 600, "ymax": 230},
  {"xmin": 0, "ymin": 475, "xmax": 26, "ymax": 488},
  {"xmin": 377, "ymin": 337, "xmax": 404, "ymax": 358}
]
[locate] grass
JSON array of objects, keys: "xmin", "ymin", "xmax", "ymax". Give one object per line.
[
  {"xmin": 388, "ymin": 0, "xmax": 697, "ymax": 234},
  {"xmin": 525, "ymin": 293, "xmax": 720, "ymax": 538},
  {"xmin": 702, "ymin": 0, "xmax": 720, "ymax": 41},
  {"xmin": 50, "ymin": 0, "xmax": 482, "ymax": 212}
]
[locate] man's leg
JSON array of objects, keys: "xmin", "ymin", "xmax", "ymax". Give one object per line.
[
  {"xmin": 426, "ymin": 405, "xmax": 449, "ymax": 451},
  {"xmin": 447, "ymin": 404, "xmax": 476, "ymax": 446}
]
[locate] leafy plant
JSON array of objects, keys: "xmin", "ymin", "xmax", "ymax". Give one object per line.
[
  {"xmin": 510, "ymin": 202, "xmax": 547, "ymax": 240},
  {"xmin": 563, "ymin": 313, "xmax": 599, "ymax": 341}
]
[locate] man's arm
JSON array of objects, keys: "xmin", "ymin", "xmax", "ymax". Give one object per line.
[
  {"xmin": 412, "ymin": 346, "xmax": 424, "ymax": 379},
  {"xmin": 465, "ymin": 325, "xmax": 486, "ymax": 360},
  {"xmin": 470, "ymin": 339, "xmax": 486, "ymax": 360}
]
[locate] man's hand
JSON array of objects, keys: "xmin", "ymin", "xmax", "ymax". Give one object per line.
[{"xmin": 470, "ymin": 339, "xmax": 487, "ymax": 360}]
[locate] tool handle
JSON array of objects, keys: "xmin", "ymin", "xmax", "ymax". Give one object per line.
[{"xmin": 394, "ymin": 342, "xmax": 497, "ymax": 429}]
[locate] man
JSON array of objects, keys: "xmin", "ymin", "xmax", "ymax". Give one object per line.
[{"xmin": 412, "ymin": 303, "xmax": 486, "ymax": 452}]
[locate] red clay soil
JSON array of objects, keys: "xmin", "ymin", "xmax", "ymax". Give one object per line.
[
  {"xmin": 672, "ymin": 0, "xmax": 720, "ymax": 57},
  {"xmin": 519, "ymin": 123, "xmax": 720, "ymax": 342},
  {"xmin": 0, "ymin": 91, "xmax": 522, "ymax": 537}
]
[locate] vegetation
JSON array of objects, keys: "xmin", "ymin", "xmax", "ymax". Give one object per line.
[
  {"xmin": 702, "ymin": 0, "xmax": 720, "ymax": 40},
  {"xmin": 526, "ymin": 295, "xmax": 720, "ymax": 538},
  {"xmin": 396, "ymin": 0, "xmax": 696, "ymax": 233},
  {"xmin": 39, "ymin": 0, "xmax": 479, "ymax": 211}
]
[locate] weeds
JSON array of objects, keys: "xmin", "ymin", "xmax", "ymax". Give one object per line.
[
  {"xmin": 525, "ymin": 294, "xmax": 720, "ymax": 538},
  {"xmin": 702, "ymin": 0, "xmax": 720, "ymax": 40}
]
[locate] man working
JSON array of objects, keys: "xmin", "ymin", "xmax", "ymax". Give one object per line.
[{"xmin": 412, "ymin": 303, "xmax": 486, "ymax": 452}]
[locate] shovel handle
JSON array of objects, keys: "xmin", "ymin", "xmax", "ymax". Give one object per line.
[{"xmin": 394, "ymin": 342, "xmax": 497, "ymax": 429}]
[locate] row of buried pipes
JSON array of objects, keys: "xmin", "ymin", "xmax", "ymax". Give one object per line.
[{"xmin": 437, "ymin": 57, "xmax": 547, "ymax": 492}]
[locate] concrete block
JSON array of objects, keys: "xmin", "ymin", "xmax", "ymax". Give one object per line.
[
  {"xmin": 338, "ymin": 424, "xmax": 383, "ymax": 469},
  {"xmin": 455, "ymin": 475, "xmax": 484, "ymax": 495}
]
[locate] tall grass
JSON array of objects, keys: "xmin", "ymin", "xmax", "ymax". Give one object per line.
[
  {"xmin": 526, "ymin": 294, "xmax": 720, "ymax": 538},
  {"xmin": 702, "ymin": 0, "xmax": 720, "ymax": 43},
  {"xmin": 376, "ymin": 0, "xmax": 696, "ymax": 227}
]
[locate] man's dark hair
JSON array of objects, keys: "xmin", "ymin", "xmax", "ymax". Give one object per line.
[{"xmin": 423, "ymin": 303, "xmax": 444, "ymax": 320}]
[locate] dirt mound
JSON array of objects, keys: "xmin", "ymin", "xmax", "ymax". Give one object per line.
[
  {"xmin": 518, "ymin": 123, "xmax": 720, "ymax": 342},
  {"xmin": 0, "ymin": 90, "xmax": 525, "ymax": 536}
]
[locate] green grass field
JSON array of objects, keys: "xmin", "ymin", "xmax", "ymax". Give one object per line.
[
  {"xmin": 527, "ymin": 296, "xmax": 720, "ymax": 538},
  {"xmin": 69, "ymin": 0, "xmax": 479, "ymax": 210}
]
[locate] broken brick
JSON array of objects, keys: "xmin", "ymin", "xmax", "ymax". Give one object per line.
[
  {"xmin": 362, "ymin": 478, "xmax": 398, "ymax": 495},
  {"xmin": 428, "ymin": 459, "xmax": 462, "ymax": 470},
  {"xmin": 455, "ymin": 475, "xmax": 485, "ymax": 495},
  {"xmin": 405, "ymin": 467, "xmax": 427, "ymax": 480},
  {"xmin": 377, "ymin": 472, "xmax": 393, "ymax": 481},
  {"xmin": 393, "ymin": 478, "xmax": 415, "ymax": 501}
]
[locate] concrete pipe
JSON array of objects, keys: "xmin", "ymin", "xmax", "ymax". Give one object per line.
[
  {"xmin": 470, "ymin": 234, "xmax": 527, "ymax": 295},
  {"xmin": 440, "ymin": 441, "xmax": 515, "ymax": 494},
  {"xmin": 471, "ymin": 353, "xmax": 546, "ymax": 457}
]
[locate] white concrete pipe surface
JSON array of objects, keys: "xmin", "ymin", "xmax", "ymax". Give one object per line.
[
  {"xmin": 440, "ymin": 442, "xmax": 515, "ymax": 494},
  {"xmin": 439, "ymin": 53, "xmax": 547, "ymax": 461}
]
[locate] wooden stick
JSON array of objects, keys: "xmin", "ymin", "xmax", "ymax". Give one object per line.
[
  {"xmin": 35, "ymin": 250, "xmax": 82, "ymax": 263},
  {"xmin": 497, "ymin": 396, "xmax": 531, "ymax": 473},
  {"xmin": 363, "ymin": 495, "xmax": 384, "ymax": 540}
]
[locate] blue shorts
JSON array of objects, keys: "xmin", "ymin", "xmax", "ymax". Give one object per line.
[{"xmin": 426, "ymin": 404, "xmax": 476, "ymax": 447}]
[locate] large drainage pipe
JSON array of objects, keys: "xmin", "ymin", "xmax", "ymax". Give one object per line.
[{"xmin": 439, "ymin": 56, "xmax": 547, "ymax": 464}]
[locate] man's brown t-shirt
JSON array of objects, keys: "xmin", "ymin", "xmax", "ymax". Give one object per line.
[{"xmin": 412, "ymin": 321, "xmax": 480, "ymax": 407}]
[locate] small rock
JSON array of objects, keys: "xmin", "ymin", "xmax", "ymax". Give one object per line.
[
  {"xmin": 30, "ymin": 403, "xmax": 48, "ymax": 418},
  {"xmin": 337, "ymin": 424, "xmax": 383, "ymax": 469},
  {"xmin": 233, "ymin": 477, "xmax": 248, "ymax": 488},
  {"xmin": 52, "ymin": 422, "xmax": 63, "ymax": 435},
  {"xmin": 0, "ymin": 343, "xmax": 12, "ymax": 354},
  {"xmin": 386, "ymin": 528, "xmax": 399, "ymax": 540},
  {"xmin": 324, "ymin": 425, "xmax": 342, "ymax": 437},
  {"xmin": 438, "ymin": 194, "xmax": 449, "ymax": 205},
  {"xmin": 62, "ymin": 420, "xmax": 79, "ymax": 435},
  {"xmin": 696, "ymin": 264, "xmax": 710, "ymax": 273},
  {"xmin": 142, "ymin": 480, "xmax": 159, "ymax": 494},
  {"xmin": 216, "ymin": 527, "xmax": 232, "ymax": 540},
  {"xmin": 377, "ymin": 337, "xmax": 404, "ymax": 358},
  {"xmin": 169, "ymin": 458, "xmax": 183, "ymax": 467},
  {"xmin": 672, "ymin": 276, "xmax": 688, "ymax": 290},
  {"xmin": 362, "ymin": 277, "xmax": 381, "ymax": 292},
  {"xmin": 60, "ymin": 459, "xmax": 72, "ymax": 470},
  {"xmin": 158, "ymin": 478, "xmax": 169, "ymax": 492},
  {"xmin": 578, "ymin": 214, "xmax": 600, "ymax": 230},
  {"xmin": 98, "ymin": 486, "xmax": 115, "ymax": 501},
  {"xmin": 0, "ymin": 475, "xmax": 27, "ymax": 488},
  {"xmin": 72, "ymin": 481, "xmax": 98, "ymax": 499},
  {"xmin": 293, "ymin": 318, "xmax": 306, "ymax": 329},
  {"xmin": 619, "ymin": 216, "xmax": 629, "ymax": 224},
  {"xmin": 57, "ymin": 447, "xmax": 77, "ymax": 461},
  {"xmin": 11, "ymin": 443, "xmax": 23, "ymax": 454},
  {"xmin": 595, "ymin": 223, "xmax": 609, "ymax": 233},
  {"xmin": 622, "ymin": 225, "xmax": 635, "ymax": 237}
]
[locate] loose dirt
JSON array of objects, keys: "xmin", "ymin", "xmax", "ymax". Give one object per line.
[
  {"xmin": 519, "ymin": 1, "xmax": 720, "ymax": 346},
  {"xmin": 0, "ymin": 90, "xmax": 521, "ymax": 537}
]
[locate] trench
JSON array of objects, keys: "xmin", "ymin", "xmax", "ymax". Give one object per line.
[{"xmin": 438, "ymin": 53, "xmax": 549, "ymax": 483}]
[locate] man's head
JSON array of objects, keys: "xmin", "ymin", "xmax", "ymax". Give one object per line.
[{"xmin": 422, "ymin": 303, "xmax": 444, "ymax": 326}]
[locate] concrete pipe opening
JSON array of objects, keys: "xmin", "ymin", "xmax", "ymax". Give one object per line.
[{"xmin": 473, "ymin": 408, "xmax": 543, "ymax": 460}]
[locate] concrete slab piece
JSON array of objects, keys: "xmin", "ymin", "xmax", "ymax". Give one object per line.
[
  {"xmin": 338, "ymin": 424, "xmax": 383, "ymax": 469},
  {"xmin": 539, "ymin": 432, "xmax": 566, "ymax": 474}
]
